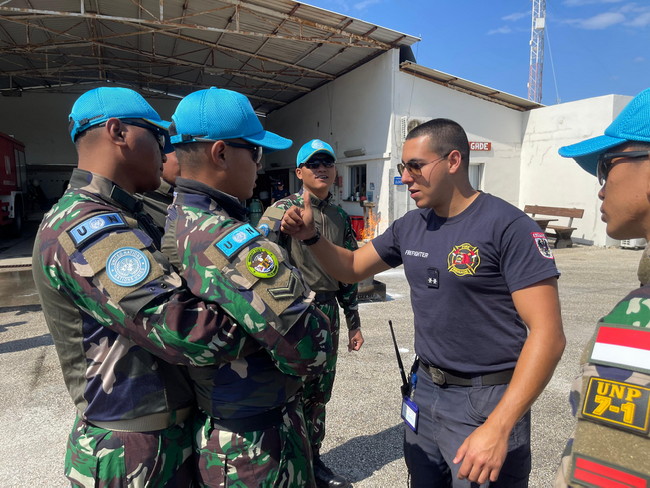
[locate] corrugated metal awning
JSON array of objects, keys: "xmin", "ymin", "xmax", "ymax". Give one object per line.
[
  {"xmin": 0, "ymin": 0, "xmax": 419, "ymax": 113},
  {"xmin": 400, "ymin": 61, "xmax": 542, "ymax": 112}
]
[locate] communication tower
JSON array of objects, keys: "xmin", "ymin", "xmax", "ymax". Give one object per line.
[{"xmin": 528, "ymin": 0, "xmax": 546, "ymax": 103}]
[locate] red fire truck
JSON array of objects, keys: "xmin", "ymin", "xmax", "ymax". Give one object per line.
[{"xmin": 0, "ymin": 131, "xmax": 27, "ymax": 237}]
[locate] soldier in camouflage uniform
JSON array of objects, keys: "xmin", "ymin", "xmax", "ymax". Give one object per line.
[
  {"xmin": 33, "ymin": 87, "xmax": 328, "ymax": 487},
  {"xmin": 266, "ymin": 139, "xmax": 364, "ymax": 488},
  {"xmin": 555, "ymin": 88, "xmax": 650, "ymax": 487},
  {"xmin": 166, "ymin": 87, "xmax": 332, "ymax": 487}
]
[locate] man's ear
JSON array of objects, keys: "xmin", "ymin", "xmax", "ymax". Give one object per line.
[
  {"xmin": 209, "ymin": 140, "xmax": 227, "ymax": 169},
  {"xmin": 447, "ymin": 149, "xmax": 463, "ymax": 174},
  {"xmin": 295, "ymin": 166, "xmax": 304, "ymax": 181},
  {"xmin": 105, "ymin": 118, "xmax": 126, "ymax": 145}
]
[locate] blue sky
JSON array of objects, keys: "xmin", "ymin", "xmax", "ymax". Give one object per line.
[{"xmin": 302, "ymin": 0, "xmax": 650, "ymax": 106}]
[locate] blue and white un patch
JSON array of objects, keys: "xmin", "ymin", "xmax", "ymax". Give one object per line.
[
  {"xmin": 215, "ymin": 223, "xmax": 260, "ymax": 259},
  {"xmin": 106, "ymin": 247, "xmax": 151, "ymax": 287},
  {"xmin": 69, "ymin": 212, "xmax": 127, "ymax": 246}
]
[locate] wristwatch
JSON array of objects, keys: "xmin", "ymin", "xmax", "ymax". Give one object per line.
[{"xmin": 301, "ymin": 228, "xmax": 321, "ymax": 246}]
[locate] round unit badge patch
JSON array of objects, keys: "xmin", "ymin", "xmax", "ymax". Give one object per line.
[
  {"xmin": 447, "ymin": 243, "xmax": 481, "ymax": 277},
  {"xmin": 106, "ymin": 247, "xmax": 151, "ymax": 287},
  {"xmin": 246, "ymin": 247, "xmax": 279, "ymax": 278}
]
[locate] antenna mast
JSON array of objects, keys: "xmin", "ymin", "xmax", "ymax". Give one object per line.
[{"xmin": 528, "ymin": 0, "xmax": 546, "ymax": 103}]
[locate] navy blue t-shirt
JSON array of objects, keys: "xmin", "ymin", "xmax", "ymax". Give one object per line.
[{"xmin": 372, "ymin": 192, "xmax": 559, "ymax": 374}]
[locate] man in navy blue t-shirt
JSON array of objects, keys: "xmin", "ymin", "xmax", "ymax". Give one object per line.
[{"xmin": 281, "ymin": 118, "xmax": 565, "ymax": 487}]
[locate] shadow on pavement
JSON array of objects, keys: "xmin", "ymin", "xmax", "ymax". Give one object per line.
[
  {"xmin": 323, "ymin": 423, "xmax": 405, "ymax": 483},
  {"xmin": 0, "ymin": 333, "xmax": 53, "ymax": 354}
]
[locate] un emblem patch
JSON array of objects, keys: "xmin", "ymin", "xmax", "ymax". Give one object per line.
[
  {"xmin": 106, "ymin": 247, "xmax": 151, "ymax": 287},
  {"xmin": 258, "ymin": 223, "xmax": 270, "ymax": 237},
  {"xmin": 246, "ymin": 247, "xmax": 279, "ymax": 278}
]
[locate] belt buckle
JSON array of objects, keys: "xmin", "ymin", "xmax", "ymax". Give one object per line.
[{"xmin": 429, "ymin": 367, "xmax": 446, "ymax": 385}]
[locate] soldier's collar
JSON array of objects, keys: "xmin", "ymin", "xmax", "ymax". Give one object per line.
[
  {"xmin": 110, "ymin": 184, "xmax": 142, "ymax": 213},
  {"xmin": 299, "ymin": 188, "xmax": 332, "ymax": 209},
  {"xmin": 175, "ymin": 177, "xmax": 249, "ymax": 221}
]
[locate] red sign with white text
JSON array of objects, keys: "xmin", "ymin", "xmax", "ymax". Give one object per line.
[{"xmin": 469, "ymin": 141, "xmax": 491, "ymax": 151}]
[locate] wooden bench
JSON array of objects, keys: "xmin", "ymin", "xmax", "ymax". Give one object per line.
[{"xmin": 524, "ymin": 205, "xmax": 585, "ymax": 249}]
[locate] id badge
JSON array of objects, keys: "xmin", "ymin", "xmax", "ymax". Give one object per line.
[{"xmin": 401, "ymin": 396, "xmax": 419, "ymax": 432}]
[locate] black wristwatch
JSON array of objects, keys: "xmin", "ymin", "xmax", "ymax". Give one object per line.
[{"xmin": 301, "ymin": 228, "xmax": 321, "ymax": 246}]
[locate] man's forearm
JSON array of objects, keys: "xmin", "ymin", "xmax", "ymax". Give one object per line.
[{"xmin": 303, "ymin": 236, "xmax": 371, "ymax": 283}]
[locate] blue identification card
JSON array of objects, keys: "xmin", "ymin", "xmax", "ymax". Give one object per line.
[{"xmin": 401, "ymin": 396, "xmax": 419, "ymax": 432}]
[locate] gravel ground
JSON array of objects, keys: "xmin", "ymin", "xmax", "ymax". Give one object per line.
[{"xmin": 0, "ymin": 244, "xmax": 643, "ymax": 487}]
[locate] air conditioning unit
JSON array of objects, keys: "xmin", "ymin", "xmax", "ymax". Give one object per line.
[
  {"xmin": 620, "ymin": 238, "xmax": 646, "ymax": 249},
  {"xmin": 400, "ymin": 116, "xmax": 429, "ymax": 141}
]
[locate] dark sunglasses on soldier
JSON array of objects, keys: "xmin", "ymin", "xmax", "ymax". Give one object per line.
[
  {"xmin": 301, "ymin": 158, "xmax": 336, "ymax": 170},
  {"xmin": 224, "ymin": 141, "xmax": 263, "ymax": 166},
  {"xmin": 120, "ymin": 119, "xmax": 167, "ymax": 152},
  {"xmin": 596, "ymin": 150, "xmax": 650, "ymax": 185}
]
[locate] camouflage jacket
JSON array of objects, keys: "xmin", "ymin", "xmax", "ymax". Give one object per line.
[
  {"xmin": 164, "ymin": 178, "xmax": 332, "ymax": 417},
  {"xmin": 32, "ymin": 169, "xmax": 252, "ymax": 422},
  {"xmin": 138, "ymin": 178, "xmax": 174, "ymax": 233},
  {"xmin": 563, "ymin": 285, "xmax": 650, "ymax": 486},
  {"xmin": 270, "ymin": 190, "xmax": 361, "ymax": 330}
]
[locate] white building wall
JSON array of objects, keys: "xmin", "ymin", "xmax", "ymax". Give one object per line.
[
  {"xmin": 519, "ymin": 94, "xmax": 631, "ymax": 247},
  {"xmin": 265, "ymin": 51, "xmax": 394, "ymax": 221},
  {"xmin": 392, "ymin": 72, "xmax": 526, "ymax": 216}
]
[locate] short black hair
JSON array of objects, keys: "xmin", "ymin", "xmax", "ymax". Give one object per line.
[{"xmin": 406, "ymin": 118, "xmax": 470, "ymax": 169}]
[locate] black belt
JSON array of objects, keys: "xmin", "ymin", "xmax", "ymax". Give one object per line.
[
  {"xmin": 418, "ymin": 360, "xmax": 514, "ymax": 387},
  {"xmin": 209, "ymin": 397, "xmax": 297, "ymax": 434},
  {"xmin": 314, "ymin": 291, "xmax": 337, "ymax": 304}
]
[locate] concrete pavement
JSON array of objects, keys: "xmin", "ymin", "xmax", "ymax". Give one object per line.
[{"xmin": 0, "ymin": 242, "xmax": 644, "ymax": 487}]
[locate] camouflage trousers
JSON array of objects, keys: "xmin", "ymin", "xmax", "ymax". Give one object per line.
[
  {"xmin": 194, "ymin": 397, "xmax": 316, "ymax": 487},
  {"xmin": 303, "ymin": 298, "xmax": 340, "ymax": 456},
  {"xmin": 65, "ymin": 415, "xmax": 196, "ymax": 488}
]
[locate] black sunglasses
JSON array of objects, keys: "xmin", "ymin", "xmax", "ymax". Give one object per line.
[
  {"xmin": 397, "ymin": 152, "xmax": 450, "ymax": 177},
  {"xmin": 120, "ymin": 119, "xmax": 167, "ymax": 152},
  {"xmin": 301, "ymin": 158, "xmax": 336, "ymax": 170},
  {"xmin": 224, "ymin": 141, "xmax": 263, "ymax": 166},
  {"xmin": 596, "ymin": 150, "xmax": 650, "ymax": 185}
]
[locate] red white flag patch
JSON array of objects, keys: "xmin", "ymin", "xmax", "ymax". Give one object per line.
[
  {"xmin": 571, "ymin": 454, "xmax": 648, "ymax": 487},
  {"xmin": 590, "ymin": 324, "xmax": 650, "ymax": 374},
  {"xmin": 532, "ymin": 232, "xmax": 553, "ymax": 259}
]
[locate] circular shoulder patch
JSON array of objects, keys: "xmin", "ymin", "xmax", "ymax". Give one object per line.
[
  {"xmin": 106, "ymin": 247, "xmax": 151, "ymax": 287},
  {"xmin": 246, "ymin": 247, "xmax": 279, "ymax": 278},
  {"xmin": 258, "ymin": 223, "xmax": 270, "ymax": 237}
]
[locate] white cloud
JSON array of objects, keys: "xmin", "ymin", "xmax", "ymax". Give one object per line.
[
  {"xmin": 626, "ymin": 11, "xmax": 650, "ymax": 27},
  {"xmin": 502, "ymin": 12, "xmax": 528, "ymax": 22},
  {"xmin": 353, "ymin": 0, "xmax": 381, "ymax": 11},
  {"xmin": 565, "ymin": 11, "xmax": 626, "ymax": 29},
  {"xmin": 487, "ymin": 26, "xmax": 513, "ymax": 35},
  {"xmin": 633, "ymin": 56, "xmax": 646, "ymax": 62}
]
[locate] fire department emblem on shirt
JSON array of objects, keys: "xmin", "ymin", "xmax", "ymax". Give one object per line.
[
  {"xmin": 447, "ymin": 243, "xmax": 480, "ymax": 277},
  {"xmin": 246, "ymin": 247, "xmax": 279, "ymax": 278},
  {"xmin": 106, "ymin": 247, "xmax": 151, "ymax": 286}
]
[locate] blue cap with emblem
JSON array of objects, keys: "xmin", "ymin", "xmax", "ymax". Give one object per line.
[
  {"xmin": 559, "ymin": 88, "xmax": 650, "ymax": 176},
  {"xmin": 68, "ymin": 86, "xmax": 173, "ymax": 152},
  {"xmin": 170, "ymin": 87, "xmax": 292, "ymax": 152},
  {"xmin": 296, "ymin": 139, "xmax": 336, "ymax": 167}
]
